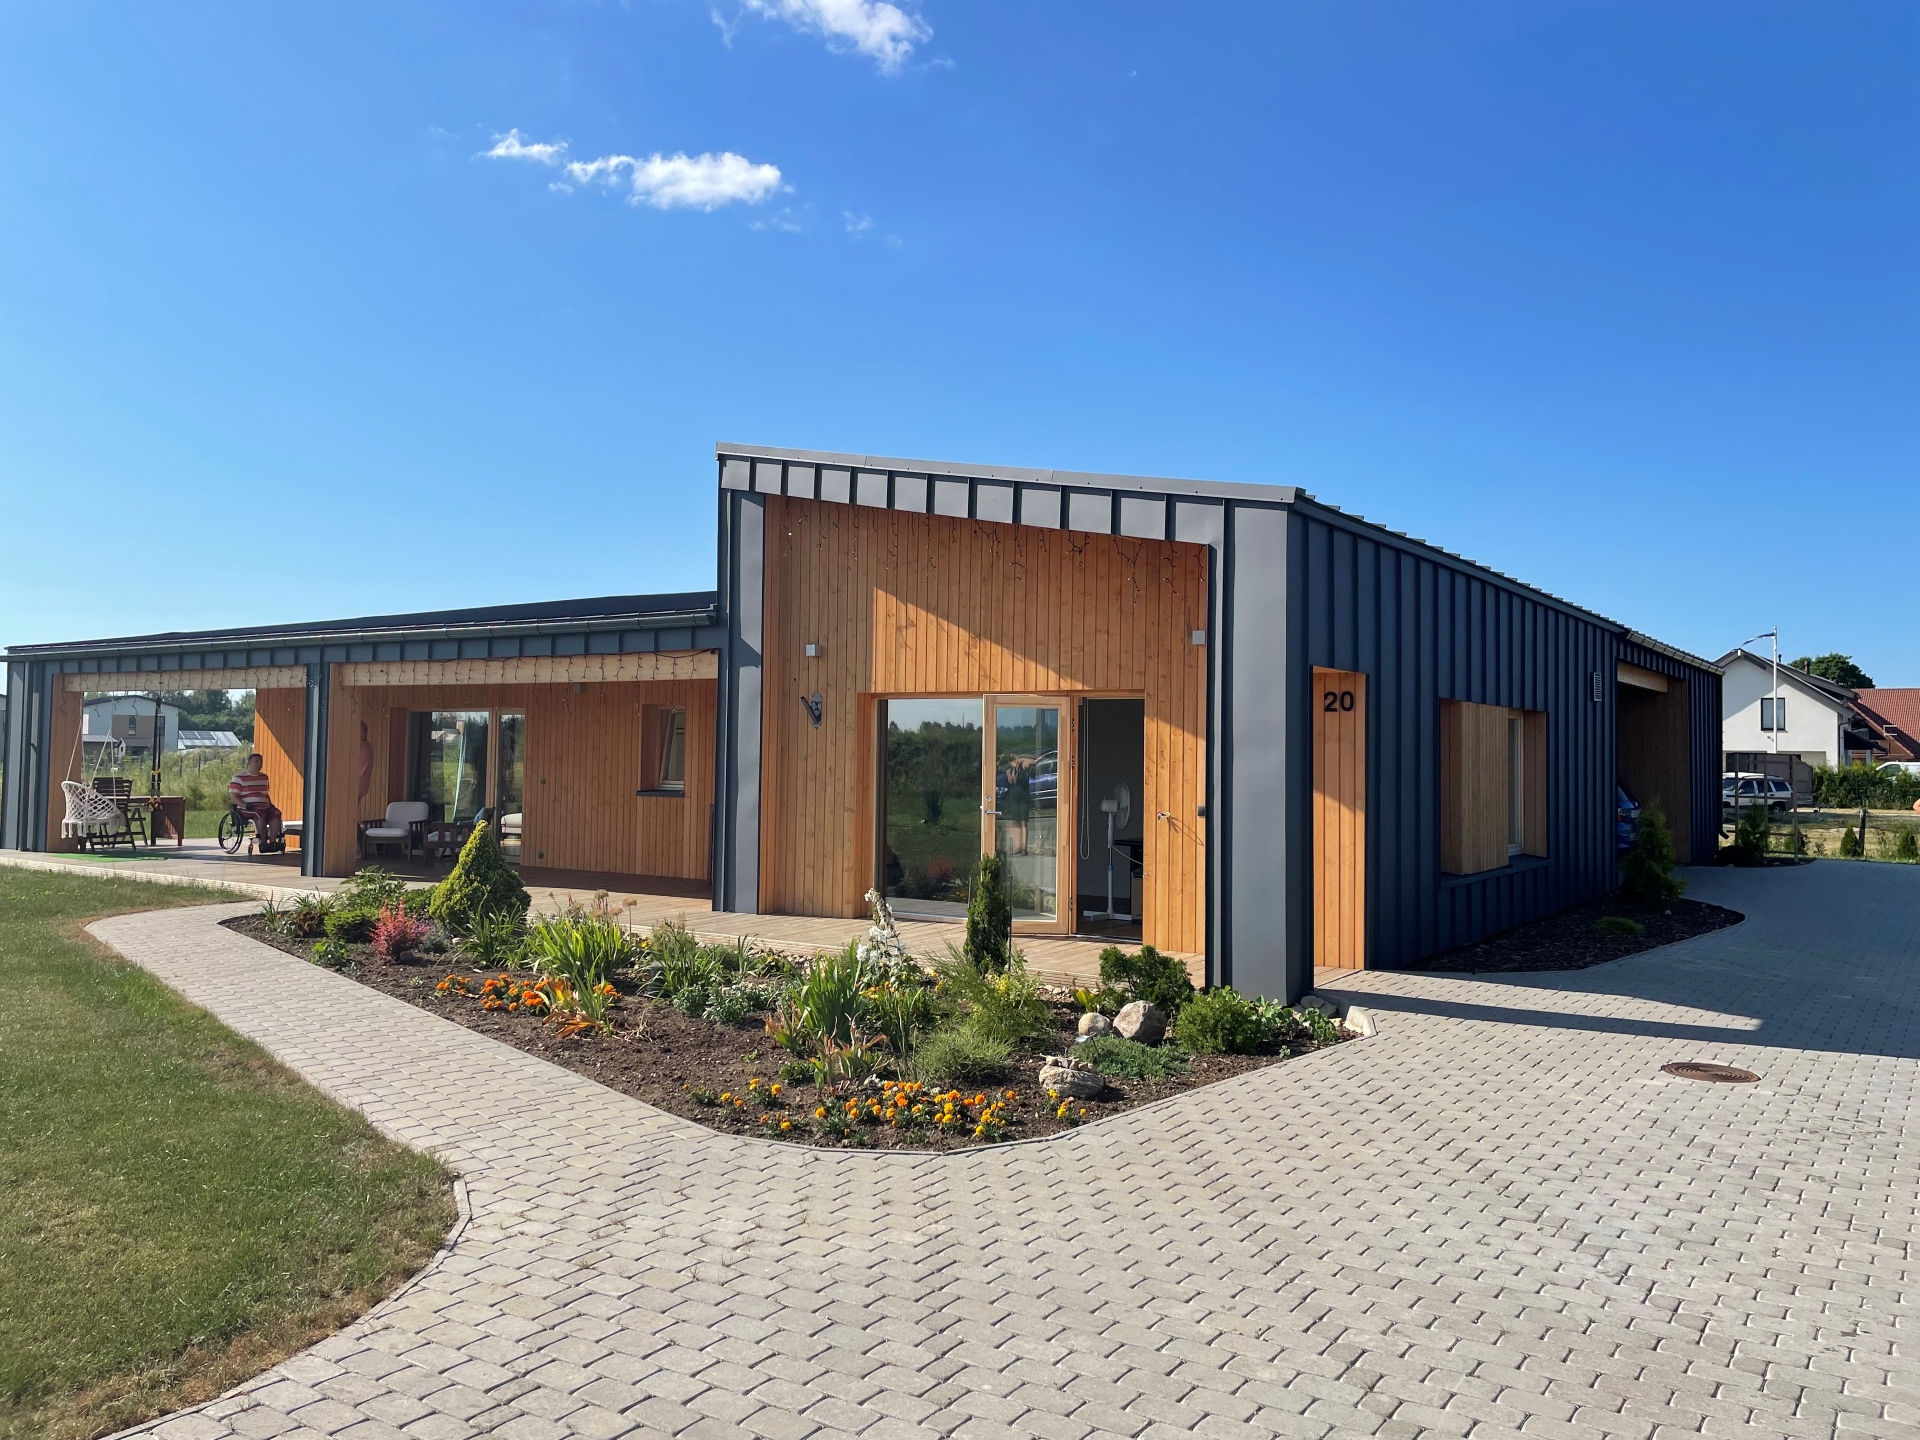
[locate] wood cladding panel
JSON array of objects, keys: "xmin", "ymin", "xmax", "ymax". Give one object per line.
[
  {"xmin": 1618, "ymin": 677, "xmax": 1693, "ymax": 864},
  {"xmin": 45, "ymin": 684, "xmax": 83, "ymax": 851},
  {"xmin": 1313, "ymin": 668, "xmax": 1367, "ymax": 971},
  {"xmin": 340, "ymin": 654, "xmax": 715, "ymax": 688},
  {"xmin": 253, "ymin": 688, "xmax": 306, "ymax": 828},
  {"xmin": 322, "ymin": 673, "xmax": 715, "ymax": 879},
  {"xmin": 758, "ymin": 496, "xmax": 1208, "ymax": 954},
  {"xmin": 1440, "ymin": 699, "xmax": 1512, "ymax": 876}
]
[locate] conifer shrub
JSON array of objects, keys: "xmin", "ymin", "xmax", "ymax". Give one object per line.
[
  {"xmin": 1896, "ymin": 829, "xmax": 1919, "ymax": 863},
  {"xmin": 1620, "ymin": 800, "xmax": 1686, "ymax": 907},
  {"xmin": 1728, "ymin": 802, "xmax": 1771, "ymax": 868},
  {"xmin": 1839, "ymin": 825, "xmax": 1863, "ymax": 858},
  {"xmin": 964, "ymin": 851, "xmax": 1013, "ymax": 974},
  {"xmin": 428, "ymin": 821, "xmax": 529, "ymax": 936}
]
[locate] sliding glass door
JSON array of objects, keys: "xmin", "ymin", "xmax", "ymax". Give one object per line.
[
  {"xmin": 880, "ymin": 695, "xmax": 1072, "ymax": 934},
  {"xmin": 409, "ymin": 709, "xmax": 526, "ymax": 861}
]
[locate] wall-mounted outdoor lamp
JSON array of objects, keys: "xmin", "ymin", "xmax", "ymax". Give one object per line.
[
  {"xmin": 1190, "ymin": 630, "xmax": 1207, "ymax": 646},
  {"xmin": 804, "ymin": 642, "xmax": 823, "ymax": 658}
]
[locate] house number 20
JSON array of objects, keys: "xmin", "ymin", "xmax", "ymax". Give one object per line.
[{"xmin": 1323, "ymin": 690, "xmax": 1355, "ymax": 713}]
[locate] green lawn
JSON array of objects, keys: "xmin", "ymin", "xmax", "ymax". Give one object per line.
[{"xmin": 0, "ymin": 870, "xmax": 455, "ymax": 1440}]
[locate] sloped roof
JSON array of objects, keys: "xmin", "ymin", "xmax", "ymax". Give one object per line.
[
  {"xmin": 1716, "ymin": 650, "xmax": 1857, "ymax": 706},
  {"xmin": 1852, "ymin": 688, "xmax": 1920, "ymax": 763}
]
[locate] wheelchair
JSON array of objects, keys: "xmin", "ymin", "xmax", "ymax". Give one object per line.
[{"xmin": 218, "ymin": 806, "xmax": 288, "ymax": 856}]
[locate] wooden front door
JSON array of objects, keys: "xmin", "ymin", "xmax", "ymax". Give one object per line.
[{"xmin": 1313, "ymin": 668, "xmax": 1367, "ymax": 971}]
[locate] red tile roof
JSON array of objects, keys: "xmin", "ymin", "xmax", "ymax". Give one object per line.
[{"xmin": 1853, "ymin": 689, "xmax": 1920, "ymax": 763}]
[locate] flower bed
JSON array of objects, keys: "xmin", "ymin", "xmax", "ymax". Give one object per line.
[{"xmin": 225, "ymin": 886, "xmax": 1351, "ymax": 1152}]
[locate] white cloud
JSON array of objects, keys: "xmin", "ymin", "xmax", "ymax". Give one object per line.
[
  {"xmin": 482, "ymin": 129, "xmax": 569, "ymax": 164},
  {"xmin": 741, "ymin": 0, "xmax": 930, "ymax": 73},
  {"xmin": 843, "ymin": 211, "xmax": 872, "ymax": 236},
  {"xmin": 481, "ymin": 132, "xmax": 784, "ymax": 211}
]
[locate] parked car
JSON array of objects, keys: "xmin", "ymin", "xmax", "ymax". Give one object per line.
[
  {"xmin": 1616, "ymin": 786, "xmax": 1639, "ymax": 852},
  {"xmin": 1722, "ymin": 772, "xmax": 1792, "ymax": 813}
]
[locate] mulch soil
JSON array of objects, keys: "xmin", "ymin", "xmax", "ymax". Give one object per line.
[
  {"xmin": 1410, "ymin": 897, "xmax": 1744, "ymax": 974},
  {"xmin": 223, "ymin": 915, "xmax": 1349, "ymax": 1151}
]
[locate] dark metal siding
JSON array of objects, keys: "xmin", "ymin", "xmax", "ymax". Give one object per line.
[{"xmin": 1292, "ymin": 506, "xmax": 1622, "ymax": 967}]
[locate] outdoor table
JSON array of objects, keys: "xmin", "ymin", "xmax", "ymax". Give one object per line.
[{"xmin": 121, "ymin": 795, "xmax": 188, "ymax": 846}]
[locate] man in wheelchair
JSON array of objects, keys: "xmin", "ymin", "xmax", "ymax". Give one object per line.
[{"xmin": 228, "ymin": 753, "xmax": 287, "ymax": 854}]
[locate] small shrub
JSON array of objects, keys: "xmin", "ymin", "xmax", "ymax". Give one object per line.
[
  {"xmin": 911, "ymin": 1027, "xmax": 1013, "ymax": 1085},
  {"xmin": 1593, "ymin": 915, "xmax": 1646, "ymax": 939},
  {"xmin": 283, "ymin": 893, "xmax": 334, "ymax": 939},
  {"xmin": 1896, "ymin": 830, "xmax": 1919, "ymax": 863},
  {"xmin": 964, "ymin": 851, "xmax": 1014, "ymax": 974},
  {"xmin": 777, "ymin": 1058, "xmax": 816, "ymax": 1087},
  {"xmin": 1839, "ymin": 825, "xmax": 1863, "ymax": 858},
  {"xmin": 312, "ymin": 938, "xmax": 352, "ymax": 969},
  {"xmin": 1077, "ymin": 1035, "xmax": 1190, "ymax": 1079},
  {"xmin": 672, "ymin": 983, "xmax": 711, "ymax": 1017},
  {"xmin": 338, "ymin": 866, "xmax": 411, "ymax": 916},
  {"xmin": 415, "ymin": 925, "xmax": 451, "ymax": 956},
  {"xmin": 323, "ymin": 907, "xmax": 377, "ymax": 945},
  {"xmin": 1620, "ymin": 800, "xmax": 1686, "ymax": 907},
  {"xmin": 1727, "ymin": 802, "xmax": 1770, "ymax": 868},
  {"xmin": 1172, "ymin": 987, "xmax": 1267, "ymax": 1055},
  {"xmin": 1099, "ymin": 944, "xmax": 1196, "ymax": 1014},
  {"xmin": 705, "ymin": 985, "xmax": 759, "ymax": 1026},
  {"xmin": 935, "ymin": 948, "xmax": 1051, "ymax": 1048},
  {"xmin": 428, "ymin": 822, "xmax": 530, "ymax": 936},
  {"xmin": 371, "ymin": 904, "xmax": 433, "ymax": 960}
]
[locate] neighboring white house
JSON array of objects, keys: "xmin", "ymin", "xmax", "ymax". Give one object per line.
[{"xmin": 1716, "ymin": 649, "xmax": 1857, "ymax": 770}]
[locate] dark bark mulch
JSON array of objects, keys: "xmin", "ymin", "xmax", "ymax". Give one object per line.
[
  {"xmin": 223, "ymin": 915, "xmax": 1346, "ymax": 1151},
  {"xmin": 1410, "ymin": 897, "xmax": 1744, "ymax": 974}
]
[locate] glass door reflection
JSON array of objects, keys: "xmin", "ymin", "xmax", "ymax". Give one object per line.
[
  {"xmin": 882, "ymin": 699, "xmax": 984, "ymax": 917},
  {"xmin": 497, "ymin": 711, "xmax": 526, "ymax": 861},
  {"xmin": 985, "ymin": 699, "xmax": 1062, "ymax": 925}
]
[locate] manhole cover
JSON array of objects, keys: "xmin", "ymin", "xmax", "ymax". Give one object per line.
[{"xmin": 1662, "ymin": 1062, "xmax": 1760, "ymax": 1083}]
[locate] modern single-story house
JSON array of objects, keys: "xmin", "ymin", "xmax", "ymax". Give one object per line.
[{"xmin": 3, "ymin": 443, "xmax": 1722, "ymax": 1000}]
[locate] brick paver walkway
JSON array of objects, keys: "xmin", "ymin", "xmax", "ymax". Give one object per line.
[{"xmin": 91, "ymin": 862, "xmax": 1919, "ymax": 1440}]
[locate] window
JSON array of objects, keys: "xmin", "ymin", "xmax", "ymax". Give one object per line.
[
  {"xmin": 641, "ymin": 706, "xmax": 687, "ymax": 794},
  {"xmin": 1760, "ymin": 696, "xmax": 1786, "ymax": 731},
  {"xmin": 1441, "ymin": 700, "xmax": 1547, "ymax": 876}
]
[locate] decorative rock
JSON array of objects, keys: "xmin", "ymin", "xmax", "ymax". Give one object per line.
[
  {"xmin": 1038, "ymin": 1061, "xmax": 1105, "ymax": 1099},
  {"xmin": 1113, "ymin": 1000, "xmax": 1167, "ymax": 1046},
  {"xmin": 1298, "ymin": 994, "xmax": 1338, "ymax": 1017},
  {"xmin": 1076, "ymin": 1012, "xmax": 1113, "ymax": 1039}
]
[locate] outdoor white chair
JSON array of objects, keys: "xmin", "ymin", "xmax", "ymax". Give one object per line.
[
  {"xmin": 358, "ymin": 800, "xmax": 429, "ymax": 860},
  {"xmin": 62, "ymin": 780, "xmax": 138, "ymax": 850}
]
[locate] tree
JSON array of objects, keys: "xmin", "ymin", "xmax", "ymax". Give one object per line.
[{"xmin": 1789, "ymin": 653, "xmax": 1874, "ymax": 690}]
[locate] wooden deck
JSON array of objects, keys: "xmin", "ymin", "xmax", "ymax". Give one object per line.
[{"xmin": 0, "ymin": 843, "xmax": 1181, "ymax": 986}]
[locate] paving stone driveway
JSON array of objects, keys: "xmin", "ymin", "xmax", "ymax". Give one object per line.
[{"xmin": 93, "ymin": 862, "xmax": 1919, "ymax": 1440}]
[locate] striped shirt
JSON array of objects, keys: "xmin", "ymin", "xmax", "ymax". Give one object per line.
[{"xmin": 230, "ymin": 771, "xmax": 273, "ymax": 810}]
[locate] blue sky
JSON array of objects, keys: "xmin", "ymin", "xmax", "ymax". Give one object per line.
[{"xmin": 2, "ymin": 2, "xmax": 1915, "ymax": 684}]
